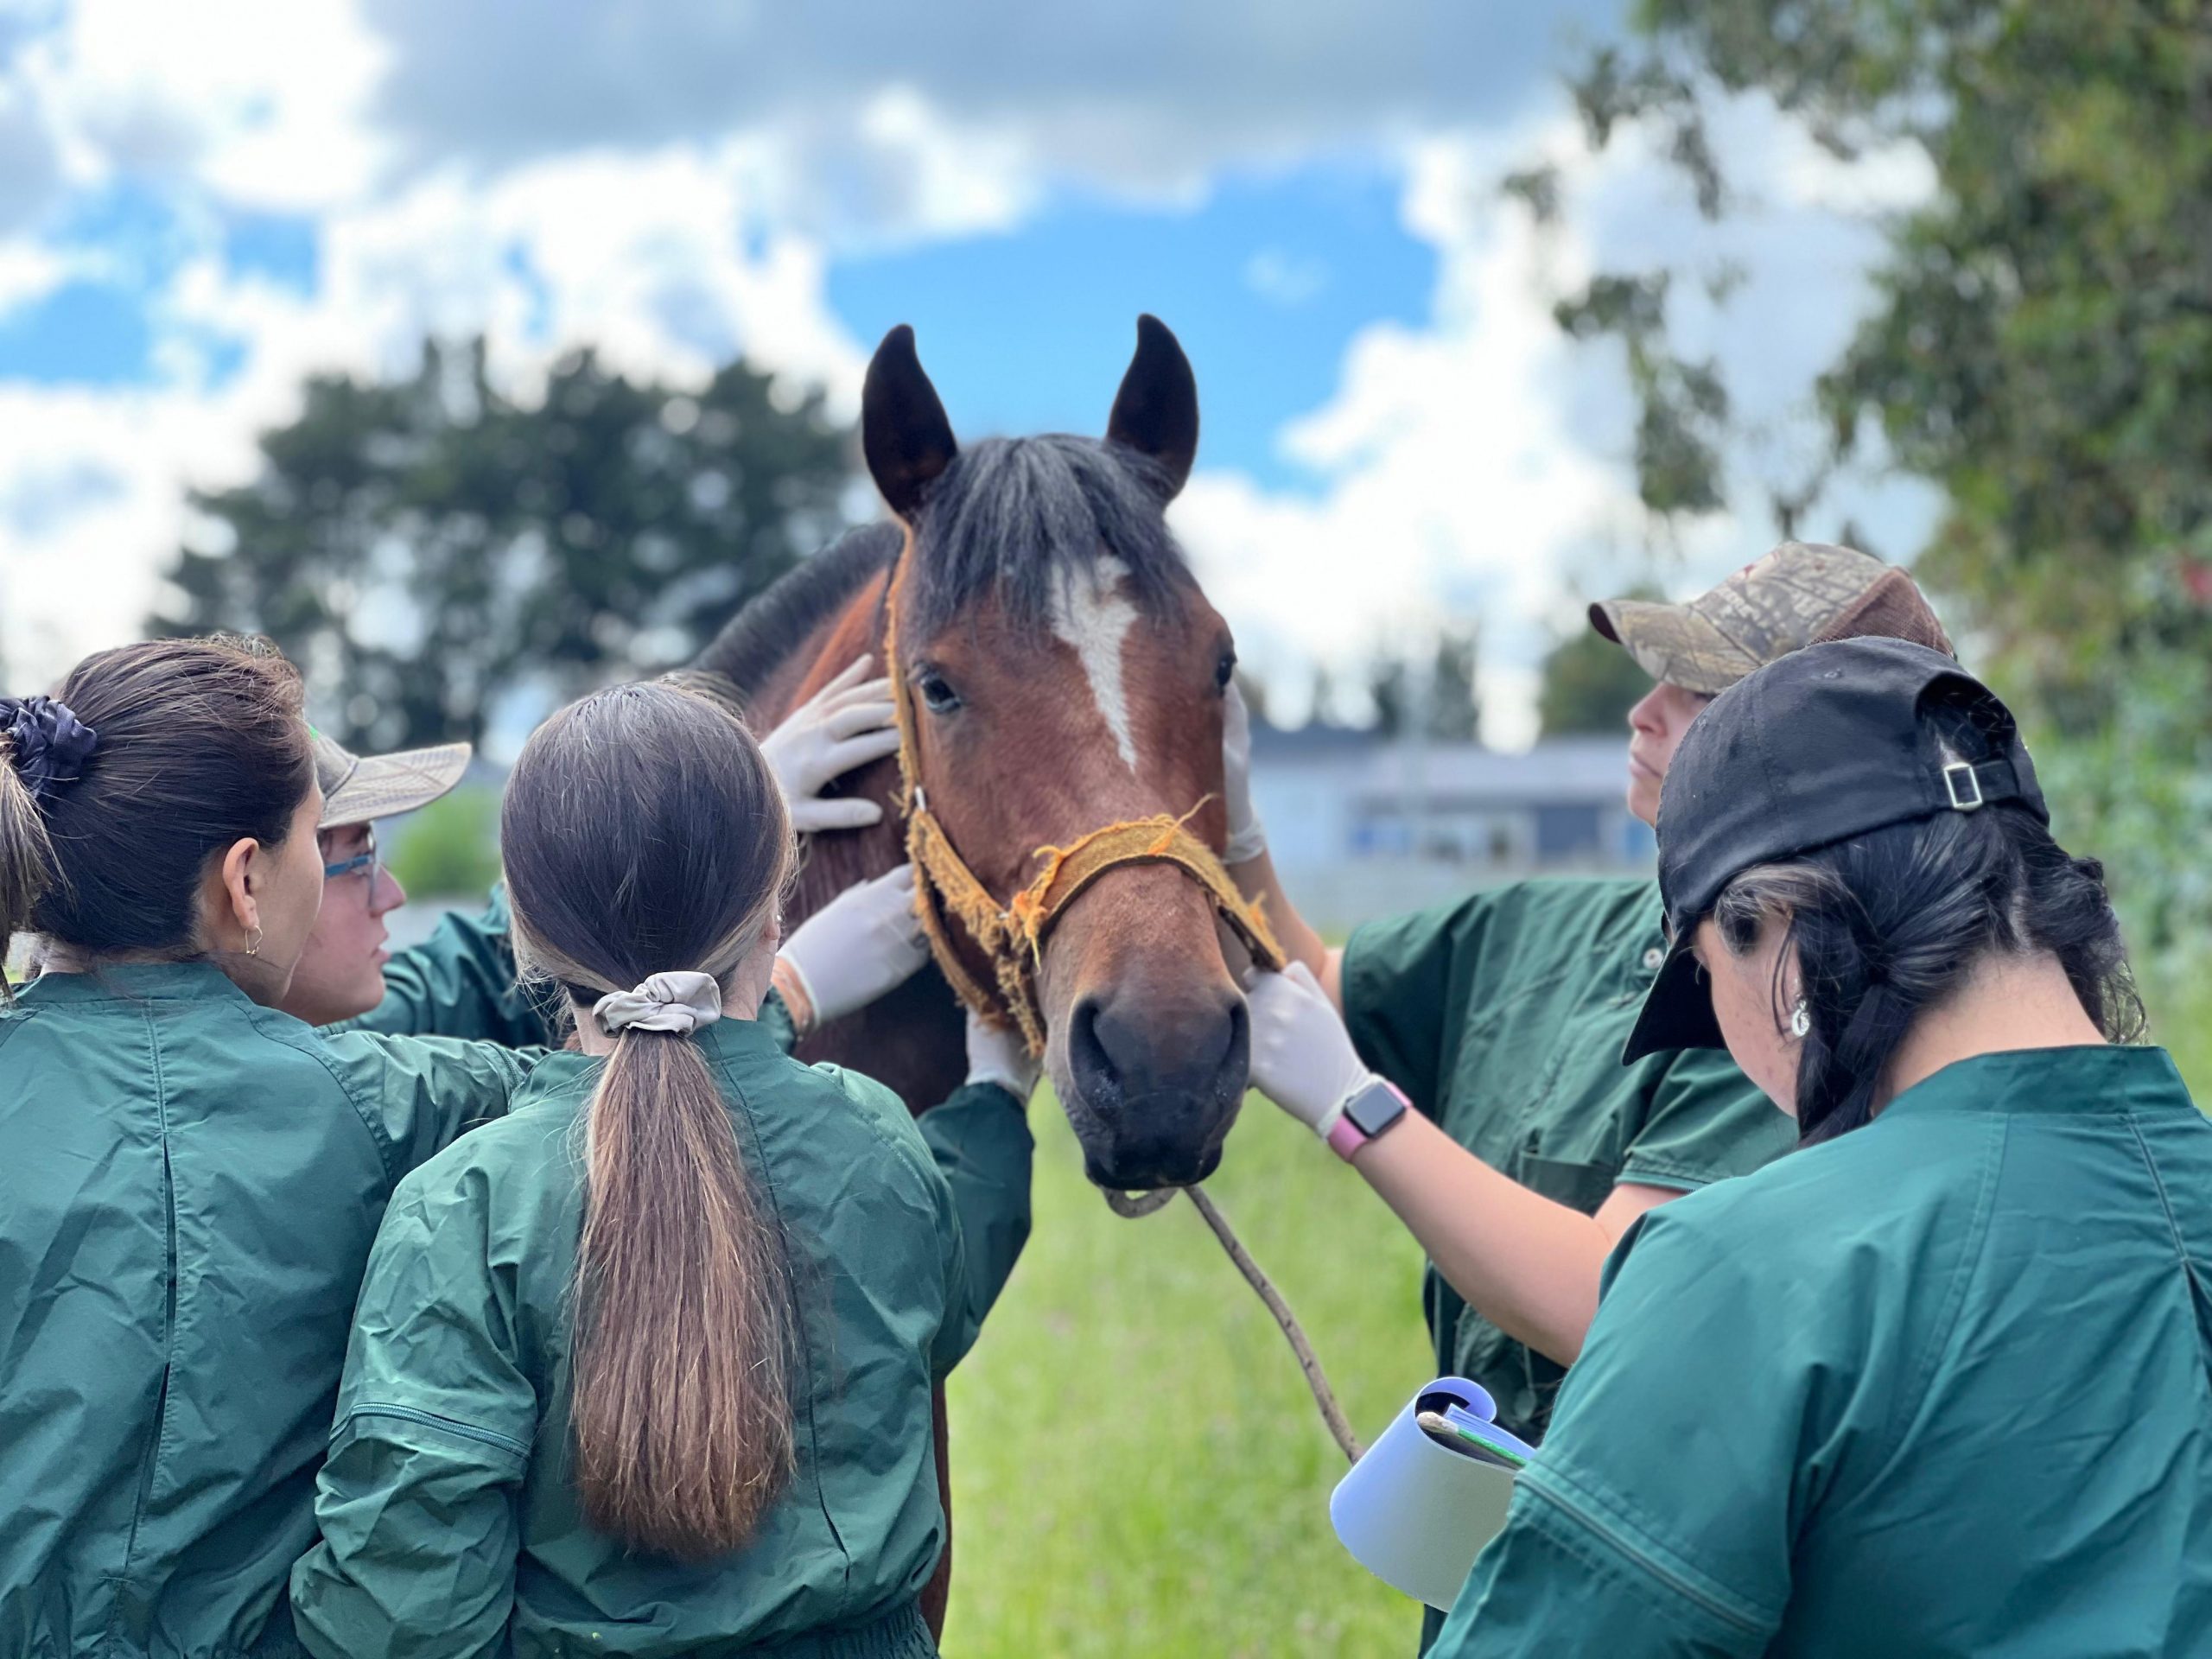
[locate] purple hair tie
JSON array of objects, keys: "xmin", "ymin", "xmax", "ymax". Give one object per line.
[{"xmin": 0, "ymin": 695, "xmax": 99, "ymax": 803}]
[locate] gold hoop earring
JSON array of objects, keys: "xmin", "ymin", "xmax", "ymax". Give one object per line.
[{"xmin": 246, "ymin": 927, "xmax": 264, "ymax": 958}]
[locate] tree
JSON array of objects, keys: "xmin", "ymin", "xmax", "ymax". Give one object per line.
[
  {"xmin": 1427, "ymin": 627, "xmax": 1482, "ymax": 743},
  {"xmin": 1367, "ymin": 652, "xmax": 1408, "ymax": 738},
  {"xmin": 156, "ymin": 338, "xmax": 855, "ymax": 749},
  {"xmin": 1523, "ymin": 1, "xmax": 2212, "ymax": 956},
  {"xmin": 1539, "ymin": 592, "xmax": 1658, "ymax": 737}
]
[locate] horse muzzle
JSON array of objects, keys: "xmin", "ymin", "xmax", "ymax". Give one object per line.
[{"xmin": 1060, "ymin": 977, "xmax": 1249, "ymax": 1190}]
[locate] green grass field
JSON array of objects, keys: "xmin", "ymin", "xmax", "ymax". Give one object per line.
[{"xmin": 942, "ymin": 1093, "xmax": 1435, "ymax": 1657}]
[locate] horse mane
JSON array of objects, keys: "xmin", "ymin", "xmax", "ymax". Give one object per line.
[
  {"xmin": 692, "ymin": 435, "xmax": 1190, "ymax": 702},
  {"xmin": 906, "ymin": 435, "xmax": 1192, "ymax": 639},
  {"xmin": 694, "ymin": 520, "xmax": 903, "ymax": 696}
]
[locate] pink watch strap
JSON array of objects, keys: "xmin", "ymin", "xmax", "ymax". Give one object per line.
[
  {"xmin": 1325, "ymin": 1078, "xmax": 1408, "ymax": 1162},
  {"xmin": 1325, "ymin": 1114, "xmax": 1370, "ymax": 1160}
]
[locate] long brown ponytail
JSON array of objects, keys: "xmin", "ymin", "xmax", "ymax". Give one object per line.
[{"xmin": 501, "ymin": 681, "xmax": 798, "ymax": 1558}]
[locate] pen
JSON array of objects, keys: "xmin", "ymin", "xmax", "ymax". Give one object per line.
[{"xmin": 1415, "ymin": 1409, "xmax": 1529, "ymax": 1470}]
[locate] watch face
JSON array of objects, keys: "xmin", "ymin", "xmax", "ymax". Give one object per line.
[{"xmin": 1344, "ymin": 1079, "xmax": 1407, "ymax": 1138}]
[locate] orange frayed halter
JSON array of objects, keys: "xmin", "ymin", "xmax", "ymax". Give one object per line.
[{"xmin": 882, "ymin": 550, "xmax": 1284, "ymax": 1058}]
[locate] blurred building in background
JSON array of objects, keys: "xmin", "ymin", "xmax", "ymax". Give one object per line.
[{"xmin": 1250, "ymin": 720, "xmax": 1649, "ymax": 935}]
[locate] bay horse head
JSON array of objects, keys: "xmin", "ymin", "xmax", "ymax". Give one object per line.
[{"xmin": 864, "ymin": 316, "xmax": 1255, "ymax": 1190}]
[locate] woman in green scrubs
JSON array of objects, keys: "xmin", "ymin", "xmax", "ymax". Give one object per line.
[
  {"xmin": 289, "ymin": 680, "xmax": 1033, "ymax": 1658},
  {"xmin": 1433, "ymin": 638, "xmax": 2212, "ymax": 1656},
  {"xmin": 1228, "ymin": 543, "xmax": 1953, "ymax": 1474},
  {"xmin": 0, "ymin": 638, "xmax": 537, "ymax": 1658}
]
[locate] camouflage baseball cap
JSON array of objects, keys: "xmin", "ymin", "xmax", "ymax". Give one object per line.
[
  {"xmin": 311, "ymin": 729, "xmax": 472, "ymax": 830},
  {"xmin": 1588, "ymin": 541, "xmax": 1953, "ymax": 696}
]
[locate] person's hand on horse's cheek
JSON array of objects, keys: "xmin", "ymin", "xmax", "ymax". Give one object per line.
[
  {"xmin": 777, "ymin": 864, "xmax": 931, "ymax": 1029},
  {"xmin": 760, "ymin": 655, "xmax": 901, "ymax": 834},
  {"xmin": 1244, "ymin": 963, "xmax": 1374, "ymax": 1137}
]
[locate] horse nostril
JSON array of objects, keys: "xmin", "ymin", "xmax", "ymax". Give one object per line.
[{"xmin": 1066, "ymin": 994, "xmax": 1123, "ymax": 1114}]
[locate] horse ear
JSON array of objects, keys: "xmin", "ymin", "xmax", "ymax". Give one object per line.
[
  {"xmin": 1106, "ymin": 314, "xmax": 1198, "ymax": 501},
  {"xmin": 863, "ymin": 324, "xmax": 959, "ymax": 522}
]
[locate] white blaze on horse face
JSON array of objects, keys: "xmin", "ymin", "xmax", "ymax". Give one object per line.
[{"xmin": 1048, "ymin": 556, "xmax": 1141, "ymax": 772}]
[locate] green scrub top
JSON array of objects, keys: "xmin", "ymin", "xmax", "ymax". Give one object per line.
[
  {"xmin": 1436, "ymin": 1044, "xmax": 2212, "ymax": 1657},
  {"xmin": 0, "ymin": 963, "xmax": 534, "ymax": 1659},
  {"xmin": 289, "ymin": 1014, "xmax": 1035, "ymax": 1659},
  {"xmin": 1342, "ymin": 875, "xmax": 1795, "ymax": 1445}
]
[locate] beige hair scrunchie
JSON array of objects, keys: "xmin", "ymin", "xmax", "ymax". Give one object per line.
[{"xmin": 592, "ymin": 970, "xmax": 723, "ymax": 1036}]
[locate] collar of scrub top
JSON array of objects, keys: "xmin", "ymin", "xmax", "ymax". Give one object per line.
[{"xmin": 1622, "ymin": 638, "xmax": 2045, "ymax": 1065}]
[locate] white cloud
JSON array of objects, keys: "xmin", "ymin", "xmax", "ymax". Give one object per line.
[
  {"xmin": 359, "ymin": 0, "xmax": 1622, "ymax": 218},
  {"xmin": 1243, "ymin": 247, "xmax": 1328, "ymax": 308},
  {"xmin": 1178, "ymin": 127, "xmax": 1650, "ymax": 747},
  {"xmin": 1175, "ymin": 100, "xmax": 1944, "ymax": 749},
  {"xmin": 18, "ymin": 0, "xmax": 388, "ymax": 210}
]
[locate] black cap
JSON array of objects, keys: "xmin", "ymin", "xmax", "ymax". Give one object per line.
[{"xmin": 1622, "ymin": 637, "xmax": 2046, "ymax": 1064}]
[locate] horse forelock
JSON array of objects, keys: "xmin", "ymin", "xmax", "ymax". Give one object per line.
[{"xmin": 906, "ymin": 434, "xmax": 1192, "ymax": 641}]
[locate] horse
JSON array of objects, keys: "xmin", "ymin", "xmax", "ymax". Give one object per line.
[
  {"xmin": 698, "ymin": 315, "xmax": 1264, "ymax": 1179},
  {"xmin": 692, "ymin": 315, "xmax": 1267, "ymax": 1631}
]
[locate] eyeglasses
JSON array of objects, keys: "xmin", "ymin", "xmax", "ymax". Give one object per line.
[{"xmin": 322, "ymin": 829, "xmax": 381, "ymax": 902}]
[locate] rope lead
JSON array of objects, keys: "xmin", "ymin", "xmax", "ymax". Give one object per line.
[{"xmin": 1106, "ymin": 1185, "xmax": 1364, "ymax": 1465}]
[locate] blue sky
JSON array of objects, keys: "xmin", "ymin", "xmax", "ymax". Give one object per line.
[{"xmin": 0, "ymin": 0, "xmax": 1939, "ymax": 743}]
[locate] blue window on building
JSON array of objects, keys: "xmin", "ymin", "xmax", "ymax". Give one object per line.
[{"xmin": 1535, "ymin": 803, "xmax": 1601, "ymax": 860}]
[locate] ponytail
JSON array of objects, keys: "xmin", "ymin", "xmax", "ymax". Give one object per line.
[
  {"xmin": 0, "ymin": 741, "xmax": 56, "ymax": 993},
  {"xmin": 570, "ymin": 1027, "xmax": 797, "ymax": 1557},
  {"xmin": 500, "ymin": 679, "xmax": 801, "ymax": 1560}
]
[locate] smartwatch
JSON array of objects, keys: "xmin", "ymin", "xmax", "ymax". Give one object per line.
[{"xmin": 1325, "ymin": 1077, "xmax": 1410, "ymax": 1162}]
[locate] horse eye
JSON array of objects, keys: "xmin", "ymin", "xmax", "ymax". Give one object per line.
[
  {"xmin": 918, "ymin": 669, "xmax": 963, "ymax": 715},
  {"xmin": 1213, "ymin": 650, "xmax": 1236, "ymax": 692}
]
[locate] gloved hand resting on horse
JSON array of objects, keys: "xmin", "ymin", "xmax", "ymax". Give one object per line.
[
  {"xmin": 774, "ymin": 864, "xmax": 931, "ymax": 1034},
  {"xmin": 1245, "ymin": 962, "xmax": 1380, "ymax": 1137},
  {"xmin": 760, "ymin": 655, "xmax": 901, "ymax": 833}
]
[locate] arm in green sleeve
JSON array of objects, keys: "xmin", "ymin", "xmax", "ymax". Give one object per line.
[
  {"xmin": 1431, "ymin": 1484, "xmax": 1761, "ymax": 1658},
  {"xmin": 337, "ymin": 886, "xmax": 564, "ymax": 1048},
  {"xmin": 319, "ymin": 1030, "xmax": 538, "ymax": 1175},
  {"xmin": 918, "ymin": 1083, "xmax": 1035, "ymax": 1376},
  {"xmin": 292, "ymin": 1413, "xmax": 524, "ymax": 1659},
  {"xmin": 756, "ymin": 989, "xmax": 798, "ymax": 1055},
  {"xmin": 1432, "ymin": 1205, "xmax": 1796, "ymax": 1657},
  {"xmin": 290, "ymin": 1179, "xmax": 535, "ymax": 1659}
]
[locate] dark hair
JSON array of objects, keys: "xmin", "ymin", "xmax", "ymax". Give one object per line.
[
  {"xmin": 500, "ymin": 680, "xmax": 798, "ymax": 1558},
  {"xmin": 1709, "ymin": 689, "xmax": 2143, "ymax": 1144},
  {"xmin": 0, "ymin": 637, "xmax": 313, "ymax": 983},
  {"xmin": 907, "ymin": 434, "xmax": 1191, "ymax": 639}
]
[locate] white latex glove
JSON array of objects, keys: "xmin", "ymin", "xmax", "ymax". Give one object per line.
[
  {"xmin": 1244, "ymin": 962, "xmax": 1376, "ymax": 1138},
  {"xmin": 963, "ymin": 1009, "xmax": 1040, "ymax": 1103},
  {"xmin": 760, "ymin": 656, "xmax": 902, "ymax": 833},
  {"xmin": 1222, "ymin": 680, "xmax": 1267, "ymax": 865},
  {"xmin": 778, "ymin": 864, "xmax": 931, "ymax": 1028}
]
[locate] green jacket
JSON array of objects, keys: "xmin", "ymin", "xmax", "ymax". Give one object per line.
[
  {"xmin": 345, "ymin": 887, "xmax": 562, "ymax": 1049},
  {"xmin": 0, "ymin": 963, "xmax": 535, "ymax": 1659},
  {"xmin": 1438, "ymin": 1045, "xmax": 2212, "ymax": 1656},
  {"xmin": 1342, "ymin": 875, "xmax": 1795, "ymax": 1446},
  {"xmin": 290, "ymin": 1016, "xmax": 1035, "ymax": 1659}
]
